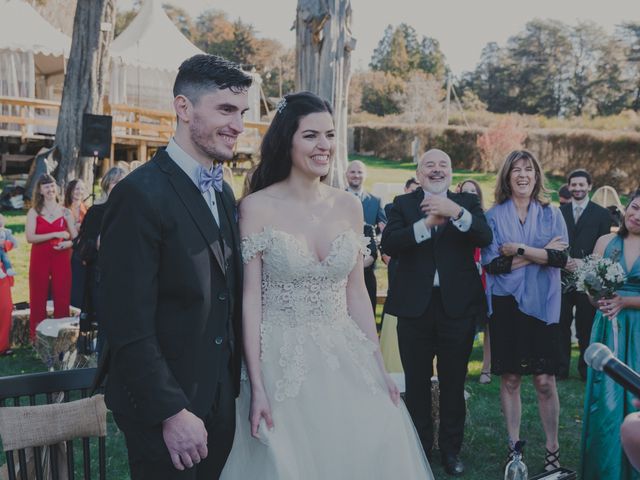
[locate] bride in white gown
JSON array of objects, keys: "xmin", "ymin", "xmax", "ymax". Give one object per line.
[{"xmin": 221, "ymin": 92, "xmax": 433, "ymax": 480}]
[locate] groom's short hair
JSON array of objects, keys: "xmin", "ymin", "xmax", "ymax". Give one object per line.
[{"xmin": 173, "ymin": 54, "xmax": 252, "ymax": 104}]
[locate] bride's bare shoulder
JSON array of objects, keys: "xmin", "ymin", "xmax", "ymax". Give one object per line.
[
  {"xmin": 323, "ymin": 185, "xmax": 363, "ymax": 224},
  {"xmin": 239, "ymin": 190, "xmax": 273, "ymax": 222}
]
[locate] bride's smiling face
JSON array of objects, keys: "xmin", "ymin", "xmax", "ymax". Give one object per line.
[{"xmin": 290, "ymin": 112, "xmax": 335, "ymax": 179}]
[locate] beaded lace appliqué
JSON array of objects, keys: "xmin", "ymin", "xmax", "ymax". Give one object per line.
[{"xmin": 241, "ymin": 228, "xmax": 380, "ymax": 401}]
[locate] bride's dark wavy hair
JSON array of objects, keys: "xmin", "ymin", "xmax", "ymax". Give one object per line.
[{"xmin": 249, "ymin": 91, "xmax": 333, "ymax": 193}]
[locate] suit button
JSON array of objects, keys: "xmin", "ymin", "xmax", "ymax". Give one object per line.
[
  {"xmin": 218, "ymin": 292, "xmax": 227, "ymax": 301},
  {"xmin": 215, "ymin": 336, "xmax": 223, "ymax": 345}
]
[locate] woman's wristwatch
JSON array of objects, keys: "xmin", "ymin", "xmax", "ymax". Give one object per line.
[{"xmin": 516, "ymin": 243, "xmax": 525, "ymax": 256}]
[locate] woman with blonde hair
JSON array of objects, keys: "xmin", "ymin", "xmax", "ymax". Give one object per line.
[
  {"xmin": 26, "ymin": 174, "xmax": 78, "ymax": 339},
  {"xmin": 482, "ymin": 150, "xmax": 568, "ymax": 470}
]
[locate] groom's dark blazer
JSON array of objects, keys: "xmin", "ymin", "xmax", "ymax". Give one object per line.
[
  {"xmin": 381, "ymin": 188, "xmax": 492, "ymax": 319},
  {"xmin": 97, "ymin": 148, "xmax": 243, "ymax": 428}
]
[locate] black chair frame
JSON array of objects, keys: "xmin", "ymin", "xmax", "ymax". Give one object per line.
[{"xmin": 0, "ymin": 367, "xmax": 105, "ymax": 480}]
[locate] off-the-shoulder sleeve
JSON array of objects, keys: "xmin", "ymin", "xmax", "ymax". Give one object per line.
[{"xmin": 241, "ymin": 229, "xmax": 271, "ymax": 264}]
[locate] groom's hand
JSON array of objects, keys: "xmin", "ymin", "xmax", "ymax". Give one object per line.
[{"xmin": 162, "ymin": 409, "xmax": 208, "ymax": 470}]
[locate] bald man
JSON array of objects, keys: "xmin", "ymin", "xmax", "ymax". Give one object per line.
[
  {"xmin": 381, "ymin": 149, "xmax": 492, "ymax": 476},
  {"xmin": 345, "ymin": 160, "xmax": 386, "ymax": 232},
  {"xmin": 346, "ymin": 160, "xmax": 386, "ymax": 311}
]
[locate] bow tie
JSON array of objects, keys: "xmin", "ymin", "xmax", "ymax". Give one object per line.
[{"xmin": 197, "ymin": 164, "xmax": 224, "ymax": 193}]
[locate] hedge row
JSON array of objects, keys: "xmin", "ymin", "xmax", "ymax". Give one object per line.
[{"xmin": 351, "ymin": 124, "xmax": 640, "ymax": 192}]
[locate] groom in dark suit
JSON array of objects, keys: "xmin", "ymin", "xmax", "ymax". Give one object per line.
[
  {"xmin": 97, "ymin": 55, "xmax": 251, "ymax": 479},
  {"xmin": 559, "ymin": 169, "xmax": 613, "ymax": 380},
  {"xmin": 381, "ymin": 149, "xmax": 492, "ymax": 476}
]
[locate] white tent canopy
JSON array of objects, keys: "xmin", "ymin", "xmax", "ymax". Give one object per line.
[
  {"xmin": 0, "ymin": 0, "xmax": 70, "ymax": 99},
  {"xmin": 109, "ymin": 0, "xmax": 262, "ymax": 121},
  {"xmin": 110, "ymin": 0, "xmax": 200, "ymax": 72}
]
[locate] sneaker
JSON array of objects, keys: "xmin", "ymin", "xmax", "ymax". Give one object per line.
[{"xmin": 6, "ymin": 268, "xmax": 15, "ymax": 277}]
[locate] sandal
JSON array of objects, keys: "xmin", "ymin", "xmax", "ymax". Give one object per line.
[
  {"xmin": 506, "ymin": 440, "xmax": 525, "ymax": 467},
  {"xmin": 544, "ymin": 447, "xmax": 560, "ymax": 471},
  {"xmin": 479, "ymin": 371, "xmax": 492, "ymax": 384}
]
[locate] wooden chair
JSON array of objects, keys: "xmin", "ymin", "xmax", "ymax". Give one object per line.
[{"xmin": 0, "ymin": 368, "xmax": 106, "ymax": 480}]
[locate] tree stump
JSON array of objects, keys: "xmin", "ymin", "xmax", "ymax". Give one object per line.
[
  {"xmin": 10, "ymin": 303, "xmax": 81, "ymax": 348},
  {"xmin": 31, "ymin": 309, "xmax": 95, "ymax": 370}
]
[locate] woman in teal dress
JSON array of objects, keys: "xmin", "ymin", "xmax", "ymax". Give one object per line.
[{"xmin": 580, "ymin": 191, "xmax": 640, "ymax": 480}]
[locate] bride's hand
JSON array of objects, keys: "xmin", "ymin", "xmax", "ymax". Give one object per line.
[
  {"xmin": 250, "ymin": 389, "xmax": 274, "ymax": 439},
  {"xmin": 384, "ymin": 373, "xmax": 400, "ymax": 407}
]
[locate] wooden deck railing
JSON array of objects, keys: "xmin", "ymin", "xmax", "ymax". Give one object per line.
[{"xmin": 0, "ymin": 95, "xmax": 269, "ymax": 146}]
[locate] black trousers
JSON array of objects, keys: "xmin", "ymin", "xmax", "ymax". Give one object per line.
[
  {"xmin": 397, "ymin": 288, "xmax": 476, "ymax": 456},
  {"xmin": 114, "ymin": 365, "xmax": 235, "ymax": 480},
  {"xmin": 559, "ymin": 290, "xmax": 596, "ymax": 378},
  {"xmin": 364, "ymin": 267, "xmax": 377, "ymax": 313}
]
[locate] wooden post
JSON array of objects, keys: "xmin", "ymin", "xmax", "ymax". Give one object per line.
[
  {"xmin": 54, "ymin": 0, "xmax": 116, "ymax": 186},
  {"xmin": 296, "ymin": 0, "xmax": 355, "ymax": 189},
  {"xmin": 138, "ymin": 142, "xmax": 147, "ymax": 163}
]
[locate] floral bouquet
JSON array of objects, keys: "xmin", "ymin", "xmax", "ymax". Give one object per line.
[
  {"xmin": 573, "ymin": 254, "xmax": 626, "ymax": 300},
  {"xmin": 572, "ymin": 254, "xmax": 626, "ymax": 355}
]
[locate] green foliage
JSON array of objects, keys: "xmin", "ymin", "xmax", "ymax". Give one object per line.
[
  {"xmin": 360, "ymin": 71, "xmax": 405, "ymax": 116},
  {"xmin": 370, "ymin": 23, "xmax": 448, "ymax": 80},
  {"xmin": 230, "ymin": 20, "xmax": 256, "ymax": 67},
  {"xmin": 351, "ymin": 123, "xmax": 640, "ymax": 192},
  {"xmin": 463, "ymin": 19, "xmax": 640, "ymax": 117}
]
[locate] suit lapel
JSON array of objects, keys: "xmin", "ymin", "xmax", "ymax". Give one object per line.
[
  {"xmin": 156, "ymin": 151, "xmax": 227, "ymax": 275},
  {"xmin": 413, "ymin": 188, "xmax": 425, "ymax": 221},
  {"xmin": 216, "ymin": 186, "xmax": 239, "ymax": 273},
  {"xmin": 564, "ymin": 204, "xmax": 576, "ymax": 231}
]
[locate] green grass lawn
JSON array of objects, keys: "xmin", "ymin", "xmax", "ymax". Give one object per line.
[
  {"xmin": 0, "ymin": 158, "xmax": 585, "ymax": 479},
  {"xmin": 0, "ymin": 340, "xmax": 586, "ymax": 479}
]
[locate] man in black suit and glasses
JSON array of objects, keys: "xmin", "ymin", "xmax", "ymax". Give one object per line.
[
  {"xmin": 381, "ymin": 149, "xmax": 492, "ymax": 476},
  {"xmin": 97, "ymin": 55, "xmax": 251, "ymax": 479},
  {"xmin": 559, "ymin": 169, "xmax": 613, "ymax": 380}
]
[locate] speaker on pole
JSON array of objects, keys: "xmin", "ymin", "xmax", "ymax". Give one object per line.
[{"xmin": 80, "ymin": 114, "xmax": 112, "ymax": 158}]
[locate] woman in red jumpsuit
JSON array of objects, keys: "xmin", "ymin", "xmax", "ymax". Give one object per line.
[{"xmin": 26, "ymin": 174, "xmax": 78, "ymax": 340}]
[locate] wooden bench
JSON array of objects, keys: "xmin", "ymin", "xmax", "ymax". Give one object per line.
[{"xmin": 1, "ymin": 154, "xmax": 33, "ymax": 174}]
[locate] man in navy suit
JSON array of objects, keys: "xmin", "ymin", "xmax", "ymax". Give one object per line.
[
  {"xmin": 346, "ymin": 160, "xmax": 387, "ymax": 310},
  {"xmin": 559, "ymin": 169, "xmax": 613, "ymax": 380},
  {"xmin": 346, "ymin": 160, "xmax": 387, "ymax": 231}
]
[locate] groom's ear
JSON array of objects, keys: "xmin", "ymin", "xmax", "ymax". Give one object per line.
[{"xmin": 174, "ymin": 95, "xmax": 191, "ymax": 124}]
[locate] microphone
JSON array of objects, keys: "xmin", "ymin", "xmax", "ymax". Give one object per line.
[{"xmin": 584, "ymin": 343, "xmax": 640, "ymax": 398}]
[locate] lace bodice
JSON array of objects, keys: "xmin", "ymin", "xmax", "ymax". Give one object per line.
[
  {"xmin": 242, "ymin": 227, "xmax": 369, "ymax": 325},
  {"xmin": 241, "ymin": 227, "xmax": 379, "ymax": 401}
]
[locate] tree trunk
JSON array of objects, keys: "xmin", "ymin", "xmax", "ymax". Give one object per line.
[
  {"xmin": 296, "ymin": 0, "xmax": 355, "ymax": 189},
  {"xmin": 54, "ymin": 0, "xmax": 116, "ymax": 188}
]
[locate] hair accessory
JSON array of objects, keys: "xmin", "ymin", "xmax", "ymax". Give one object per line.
[{"xmin": 276, "ymin": 97, "xmax": 287, "ymax": 114}]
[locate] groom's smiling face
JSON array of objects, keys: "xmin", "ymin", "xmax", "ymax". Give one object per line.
[{"xmin": 181, "ymin": 87, "xmax": 250, "ymax": 163}]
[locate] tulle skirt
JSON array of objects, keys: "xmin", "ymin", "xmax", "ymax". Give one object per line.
[{"xmin": 221, "ymin": 317, "xmax": 433, "ymax": 480}]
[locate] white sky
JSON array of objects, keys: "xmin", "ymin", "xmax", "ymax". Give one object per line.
[{"xmin": 121, "ymin": 0, "xmax": 640, "ymax": 75}]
